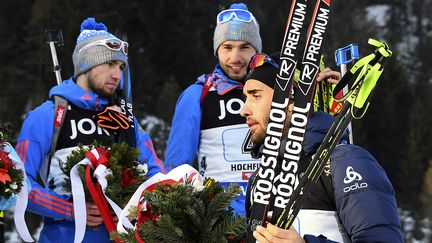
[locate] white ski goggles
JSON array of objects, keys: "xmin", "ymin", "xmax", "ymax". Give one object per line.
[
  {"xmin": 217, "ymin": 9, "xmax": 258, "ymax": 26},
  {"xmin": 79, "ymin": 38, "xmax": 129, "ymax": 56}
]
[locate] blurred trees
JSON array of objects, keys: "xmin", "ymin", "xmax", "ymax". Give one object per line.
[{"xmin": 1, "ymin": 0, "xmax": 431, "ymax": 241}]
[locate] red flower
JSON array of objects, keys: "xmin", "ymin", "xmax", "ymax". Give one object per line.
[
  {"xmin": 0, "ymin": 168, "xmax": 11, "ymax": 184},
  {"xmin": 0, "ymin": 150, "xmax": 13, "ymax": 170},
  {"xmin": 120, "ymin": 168, "xmax": 137, "ymax": 188},
  {"xmin": 137, "ymin": 202, "xmax": 159, "ymax": 224}
]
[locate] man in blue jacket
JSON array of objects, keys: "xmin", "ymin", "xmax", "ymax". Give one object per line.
[
  {"xmin": 15, "ymin": 18, "xmax": 164, "ymax": 242},
  {"xmin": 164, "ymin": 3, "xmax": 263, "ymax": 216},
  {"xmin": 241, "ymin": 53, "xmax": 404, "ymax": 242}
]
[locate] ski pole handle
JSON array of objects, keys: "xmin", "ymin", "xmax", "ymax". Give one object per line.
[
  {"xmin": 335, "ymin": 44, "xmax": 359, "ymax": 143},
  {"xmin": 45, "ymin": 30, "xmax": 64, "ymax": 85}
]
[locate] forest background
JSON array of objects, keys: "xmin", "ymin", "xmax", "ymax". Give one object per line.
[{"xmin": 0, "ymin": 0, "xmax": 431, "ymax": 242}]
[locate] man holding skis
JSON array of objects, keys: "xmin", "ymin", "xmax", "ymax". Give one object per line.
[
  {"xmin": 242, "ymin": 53, "xmax": 404, "ymax": 242},
  {"xmin": 15, "ymin": 18, "xmax": 164, "ymax": 242}
]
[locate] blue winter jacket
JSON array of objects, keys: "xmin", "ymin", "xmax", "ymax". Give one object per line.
[
  {"xmin": 165, "ymin": 65, "xmax": 260, "ymax": 216},
  {"xmin": 16, "ymin": 78, "xmax": 164, "ymax": 243}
]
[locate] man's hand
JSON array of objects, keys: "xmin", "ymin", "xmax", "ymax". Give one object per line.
[
  {"xmin": 316, "ymin": 67, "xmax": 341, "ymax": 84},
  {"xmin": 253, "ymin": 223, "xmax": 305, "ymax": 243},
  {"xmin": 86, "ymin": 202, "xmax": 104, "ymax": 227}
]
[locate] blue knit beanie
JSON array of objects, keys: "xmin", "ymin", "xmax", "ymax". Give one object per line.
[
  {"xmin": 72, "ymin": 18, "xmax": 128, "ymax": 78},
  {"xmin": 213, "ymin": 3, "xmax": 262, "ymax": 56}
]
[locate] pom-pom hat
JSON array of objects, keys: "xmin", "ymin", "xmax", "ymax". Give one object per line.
[
  {"xmin": 72, "ymin": 18, "xmax": 128, "ymax": 78},
  {"xmin": 213, "ymin": 3, "xmax": 262, "ymax": 56}
]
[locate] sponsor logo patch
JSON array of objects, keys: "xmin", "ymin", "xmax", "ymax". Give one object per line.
[{"xmin": 343, "ymin": 166, "xmax": 368, "ymax": 193}]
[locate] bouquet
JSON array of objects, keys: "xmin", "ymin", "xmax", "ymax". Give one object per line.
[
  {"xmin": 114, "ymin": 172, "xmax": 247, "ymax": 243},
  {"xmin": 0, "ymin": 123, "xmax": 33, "ymax": 242},
  {"xmin": 0, "ymin": 123, "xmax": 24, "ymax": 208}
]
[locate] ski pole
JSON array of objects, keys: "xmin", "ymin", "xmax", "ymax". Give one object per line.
[
  {"xmin": 276, "ymin": 39, "xmax": 392, "ymax": 229},
  {"xmin": 44, "ymin": 30, "xmax": 64, "ymax": 85},
  {"xmin": 334, "ymin": 44, "xmax": 359, "ymax": 144}
]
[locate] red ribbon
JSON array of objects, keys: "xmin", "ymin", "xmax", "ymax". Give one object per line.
[
  {"xmin": 84, "ymin": 148, "xmax": 121, "ymax": 242},
  {"xmin": 85, "ymin": 147, "xmax": 110, "ymax": 168},
  {"xmin": 134, "ymin": 179, "xmax": 178, "ymax": 242},
  {"xmin": 85, "ymin": 165, "xmax": 121, "ymax": 243}
]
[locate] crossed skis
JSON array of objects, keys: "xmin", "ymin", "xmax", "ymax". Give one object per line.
[{"xmin": 247, "ymin": 0, "xmax": 392, "ymax": 240}]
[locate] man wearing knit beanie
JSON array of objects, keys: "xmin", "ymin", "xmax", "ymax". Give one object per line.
[
  {"xmin": 16, "ymin": 18, "xmax": 164, "ymax": 242},
  {"xmin": 165, "ymin": 3, "xmax": 262, "ymax": 216},
  {"xmin": 241, "ymin": 54, "xmax": 403, "ymax": 242}
]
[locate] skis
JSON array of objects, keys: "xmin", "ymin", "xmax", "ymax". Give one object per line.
[
  {"xmin": 246, "ymin": 0, "xmax": 332, "ymax": 241},
  {"xmin": 275, "ymin": 38, "xmax": 392, "ymax": 229}
]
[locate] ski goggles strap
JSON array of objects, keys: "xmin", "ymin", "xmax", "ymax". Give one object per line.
[
  {"xmin": 246, "ymin": 53, "xmax": 298, "ymax": 99},
  {"xmin": 79, "ymin": 38, "xmax": 129, "ymax": 55},
  {"xmin": 217, "ymin": 9, "xmax": 258, "ymax": 26}
]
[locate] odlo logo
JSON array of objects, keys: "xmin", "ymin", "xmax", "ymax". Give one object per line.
[
  {"xmin": 343, "ymin": 166, "xmax": 368, "ymax": 193},
  {"xmin": 250, "ymin": 219, "xmax": 262, "ymax": 231}
]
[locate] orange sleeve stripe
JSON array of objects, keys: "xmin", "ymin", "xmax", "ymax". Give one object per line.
[
  {"xmin": 144, "ymin": 140, "xmax": 166, "ymax": 173},
  {"xmin": 30, "ymin": 190, "xmax": 72, "ymax": 212},
  {"xmin": 16, "ymin": 140, "xmax": 29, "ymax": 164},
  {"xmin": 22, "ymin": 140, "xmax": 29, "ymax": 164},
  {"xmin": 31, "ymin": 189, "xmax": 73, "ymax": 209},
  {"xmin": 16, "ymin": 141, "xmax": 24, "ymax": 159},
  {"xmin": 28, "ymin": 193, "xmax": 72, "ymax": 217}
]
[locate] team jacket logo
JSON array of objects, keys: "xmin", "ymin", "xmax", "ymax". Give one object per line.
[
  {"xmin": 343, "ymin": 166, "xmax": 368, "ymax": 193},
  {"xmin": 218, "ymin": 98, "xmax": 244, "ymax": 120},
  {"xmin": 70, "ymin": 118, "xmax": 110, "ymax": 139}
]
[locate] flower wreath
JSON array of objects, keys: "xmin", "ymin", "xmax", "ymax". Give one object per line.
[
  {"xmin": 61, "ymin": 142, "xmax": 147, "ymax": 206},
  {"xmin": 60, "ymin": 141, "xmax": 147, "ymax": 243},
  {"xmin": 114, "ymin": 176, "xmax": 247, "ymax": 243}
]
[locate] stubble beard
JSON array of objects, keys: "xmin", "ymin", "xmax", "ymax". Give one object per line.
[
  {"xmin": 250, "ymin": 110, "xmax": 293, "ymax": 145},
  {"xmin": 88, "ymin": 78, "xmax": 116, "ymax": 98},
  {"xmin": 250, "ymin": 114, "xmax": 269, "ymax": 145}
]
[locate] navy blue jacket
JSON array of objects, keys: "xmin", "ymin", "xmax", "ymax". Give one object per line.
[{"xmin": 247, "ymin": 111, "xmax": 403, "ymax": 242}]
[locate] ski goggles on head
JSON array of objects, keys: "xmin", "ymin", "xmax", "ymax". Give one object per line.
[
  {"xmin": 217, "ymin": 9, "xmax": 258, "ymax": 26},
  {"xmin": 79, "ymin": 38, "xmax": 129, "ymax": 56},
  {"xmin": 247, "ymin": 53, "xmax": 279, "ymax": 74},
  {"xmin": 246, "ymin": 53, "xmax": 297, "ymax": 98}
]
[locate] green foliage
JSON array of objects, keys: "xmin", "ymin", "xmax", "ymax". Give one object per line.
[
  {"xmin": 0, "ymin": 157, "xmax": 24, "ymax": 198},
  {"xmin": 2, "ymin": 0, "xmax": 432, "ymax": 240},
  {"xmin": 60, "ymin": 141, "xmax": 146, "ymax": 207},
  {"xmin": 115, "ymin": 179, "xmax": 247, "ymax": 242}
]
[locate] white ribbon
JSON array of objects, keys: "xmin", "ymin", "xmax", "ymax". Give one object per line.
[
  {"xmin": 117, "ymin": 164, "xmax": 203, "ymax": 233},
  {"xmin": 3, "ymin": 143, "xmax": 33, "ymax": 242},
  {"xmin": 92, "ymin": 163, "xmax": 134, "ymax": 229},
  {"xmin": 70, "ymin": 156, "xmax": 91, "ymax": 243},
  {"xmin": 70, "ymin": 148, "xmax": 136, "ymax": 242}
]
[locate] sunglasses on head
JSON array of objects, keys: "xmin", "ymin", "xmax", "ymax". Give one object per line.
[
  {"xmin": 79, "ymin": 38, "xmax": 129, "ymax": 56},
  {"xmin": 247, "ymin": 53, "xmax": 279, "ymax": 74},
  {"xmin": 217, "ymin": 9, "xmax": 258, "ymax": 26}
]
